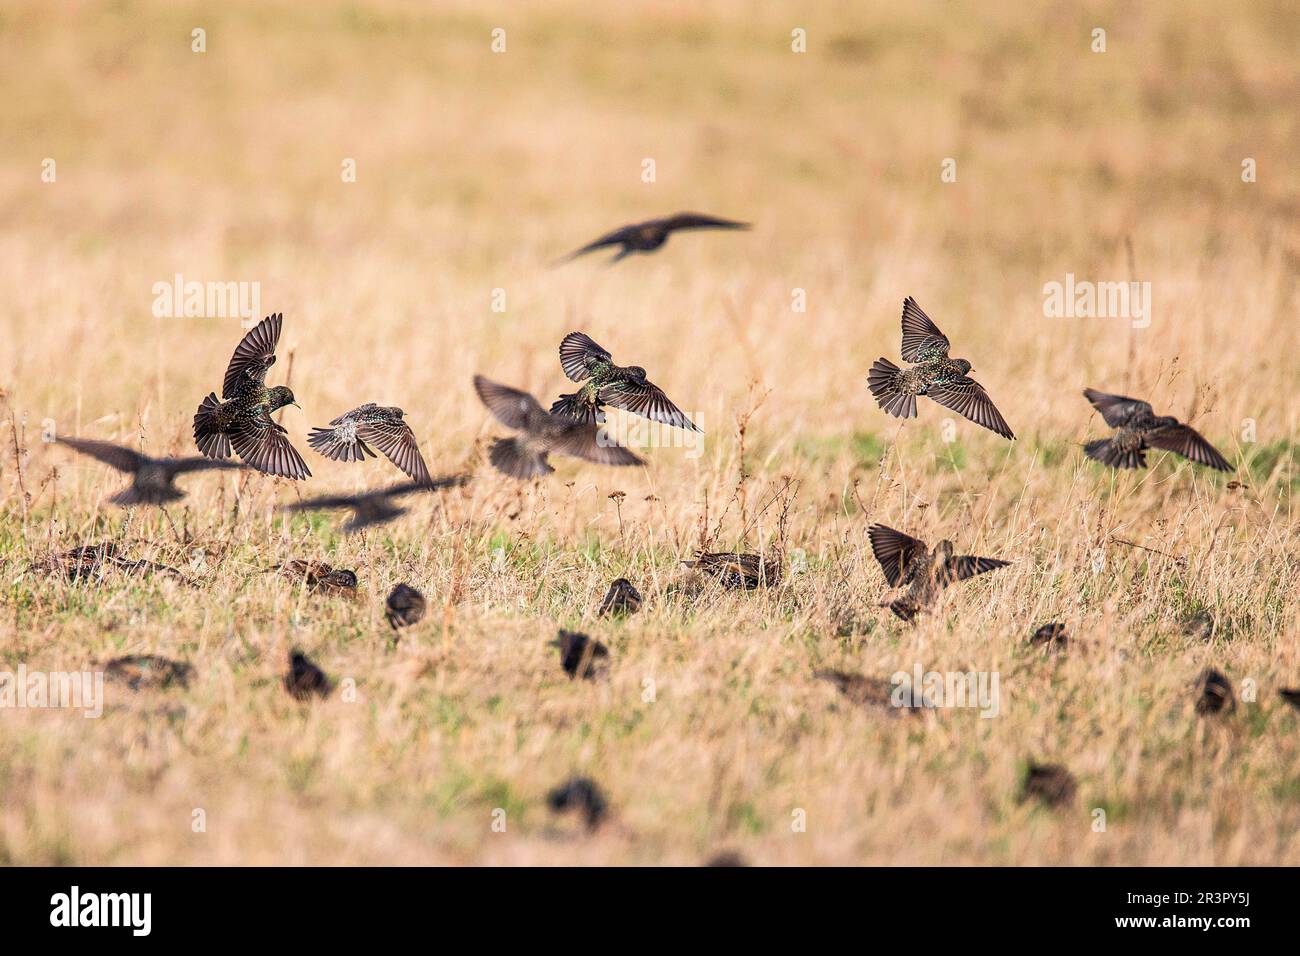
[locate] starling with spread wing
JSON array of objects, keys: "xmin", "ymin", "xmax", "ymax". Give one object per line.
[
  {"xmin": 550, "ymin": 332, "xmax": 700, "ymax": 432},
  {"xmin": 474, "ymin": 375, "xmax": 644, "ymax": 480},
  {"xmin": 308, "ymin": 403, "xmax": 433, "ymax": 485},
  {"xmin": 192, "ymin": 313, "xmax": 310, "ymax": 480},
  {"xmin": 867, "ymin": 297, "xmax": 1015, "ymax": 440},
  {"xmin": 868, "ymin": 523, "xmax": 1009, "ymax": 622},
  {"xmin": 559, "ymin": 212, "xmax": 749, "ymax": 264},
  {"xmin": 1081, "ymin": 388, "xmax": 1232, "ymax": 472},
  {"xmin": 57, "ymin": 437, "xmax": 245, "ymax": 505}
]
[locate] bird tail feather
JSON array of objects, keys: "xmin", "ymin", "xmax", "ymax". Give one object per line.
[
  {"xmin": 549, "ymin": 393, "xmax": 600, "ymax": 425},
  {"xmin": 307, "ymin": 428, "xmax": 376, "ymax": 463},
  {"xmin": 867, "ymin": 358, "xmax": 917, "ymax": 419},
  {"xmin": 1084, "ymin": 437, "xmax": 1144, "ymax": 470},
  {"xmin": 193, "ymin": 393, "xmax": 232, "ymax": 459}
]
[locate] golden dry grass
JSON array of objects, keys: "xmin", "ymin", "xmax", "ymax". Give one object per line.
[{"xmin": 0, "ymin": 0, "xmax": 1298, "ymax": 864}]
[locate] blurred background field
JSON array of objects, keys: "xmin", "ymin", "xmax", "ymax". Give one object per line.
[{"xmin": 0, "ymin": 0, "xmax": 1297, "ymax": 864}]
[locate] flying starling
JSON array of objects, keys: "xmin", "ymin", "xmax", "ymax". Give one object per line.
[
  {"xmin": 814, "ymin": 670, "xmax": 928, "ymax": 716},
  {"xmin": 1030, "ymin": 622, "xmax": 1069, "ymax": 650},
  {"xmin": 283, "ymin": 650, "xmax": 333, "ymax": 701},
  {"xmin": 597, "ymin": 577, "xmax": 642, "ymax": 617},
  {"xmin": 559, "ymin": 212, "xmax": 750, "ymax": 264},
  {"xmin": 192, "ymin": 313, "xmax": 311, "ymax": 480},
  {"xmin": 308, "ymin": 404, "xmax": 433, "ymax": 485},
  {"xmin": 546, "ymin": 777, "xmax": 608, "ymax": 830},
  {"xmin": 104, "ymin": 655, "xmax": 194, "ymax": 691},
  {"xmin": 1195, "ymin": 668, "xmax": 1235, "ymax": 715},
  {"xmin": 549, "ymin": 332, "xmax": 701, "ymax": 431},
  {"xmin": 1278, "ymin": 689, "xmax": 1300, "ymax": 711},
  {"xmin": 279, "ymin": 476, "xmax": 468, "ymax": 533},
  {"xmin": 868, "ymin": 523, "xmax": 1010, "ymax": 622},
  {"xmin": 57, "ymin": 437, "xmax": 245, "ymax": 506},
  {"xmin": 550, "ymin": 630, "xmax": 609, "ymax": 680},
  {"xmin": 867, "ymin": 297, "xmax": 1014, "ymax": 440},
  {"xmin": 385, "ymin": 583, "xmax": 426, "ymax": 630},
  {"xmin": 473, "ymin": 375, "xmax": 644, "ymax": 480},
  {"xmin": 1020, "ymin": 762, "xmax": 1077, "ymax": 807},
  {"xmin": 682, "ymin": 551, "xmax": 783, "ymax": 589},
  {"xmin": 274, "ymin": 560, "xmax": 359, "ymax": 597},
  {"xmin": 1082, "ymin": 388, "xmax": 1232, "ymax": 471}
]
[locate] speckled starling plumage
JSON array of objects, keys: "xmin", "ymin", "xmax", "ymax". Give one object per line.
[
  {"xmin": 683, "ymin": 550, "xmax": 783, "ymax": 589},
  {"xmin": 58, "ymin": 437, "xmax": 244, "ymax": 506},
  {"xmin": 192, "ymin": 313, "xmax": 311, "ymax": 480},
  {"xmin": 308, "ymin": 403, "xmax": 433, "ymax": 485},
  {"xmin": 597, "ymin": 577, "xmax": 642, "ymax": 616},
  {"xmin": 274, "ymin": 560, "xmax": 359, "ymax": 597},
  {"xmin": 473, "ymin": 375, "xmax": 644, "ymax": 479},
  {"xmin": 550, "ymin": 332, "xmax": 700, "ymax": 432},
  {"xmin": 867, "ymin": 297, "xmax": 1014, "ymax": 439},
  {"xmin": 560, "ymin": 212, "xmax": 749, "ymax": 264},
  {"xmin": 869, "ymin": 523, "xmax": 1009, "ymax": 622},
  {"xmin": 1082, "ymin": 388, "xmax": 1232, "ymax": 471}
]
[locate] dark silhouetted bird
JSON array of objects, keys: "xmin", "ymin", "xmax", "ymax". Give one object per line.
[
  {"xmin": 868, "ymin": 524, "xmax": 1009, "ymax": 622},
  {"xmin": 473, "ymin": 375, "xmax": 644, "ymax": 479},
  {"xmin": 1279, "ymin": 689, "xmax": 1300, "ymax": 711},
  {"xmin": 1082, "ymin": 388, "xmax": 1231, "ymax": 471},
  {"xmin": 279, "ymin": 476, "xmax": 468, "ymax": 533},
  {"xmin": 284, "ymin": 651, "xmax": 332, "ymax": 701},
  {"xmin": 274, "ymin": 560, "xmax": 359, "ymax": 597},
  {"xmin": 385, "ymin": 583, "xmax": 426, "ymax": 630},
  {"xmin": 683, "ymin": 551, "xmax": 783, "ymax": 589},
  {"xmin": 1021, "ymin": 762, "xmax": 1077, "ymax": 807},
  {"xmin": 1030, "ymin": 623, "xmax": 1069, "ymax": 650},
  {"xmin": 546, "ymin": 777, "xmax": 608, "ymax": 830},
  {"xmin": 550, "ymin": 333, "xmax": 700, "ymax": 431},
  {"xmin": 560, "ymin": 212, "xmax": 749, "ymax": 264},
  {"xmin": 57, "ymin": 437, "xmax": 245, "ymax": 506},
  {"xmin": 597, "ymin": 578, "xmax": 642, "ymax": 617},
  {"xmin": 104, "ymin": 655, "xmax": 194, "ymax": 691},
  {"xmin": 192, "ymin": 313, "xmax": 311, "ymax": 480},
  {"xmin": 1195, "ymin": 669, "xmax": 1235, "ymax": 715},
  {"xmin": 308, "ymin": 404, "xmax": 433, "ymax": 485},
  {"xmin": 868, "ymin": 297, "xmax": 1014, "ymax": 439},
  {"xmin": 550, "ymin": 630, "xmax": 609, "ymax": 680},
  {"xmin": 814, "ymin": 669, "xmax": 930, "ymax": 715}
]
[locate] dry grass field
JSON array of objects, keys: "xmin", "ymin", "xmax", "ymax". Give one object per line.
[{"xmin": 0, "ymin": 0, "xmax": 1298, "ymax": 865}]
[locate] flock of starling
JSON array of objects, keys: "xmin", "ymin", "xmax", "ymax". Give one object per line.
[{"xmin": 44, "ymin": 212, "xmax": 1282, "ymax": 848}]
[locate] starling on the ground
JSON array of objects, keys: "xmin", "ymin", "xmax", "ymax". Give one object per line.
[
  {"xmin": 867, "ymin": 297, "xmax": 1014, "ymax": 439},
  {"xmin": 473, "ymin": 375, "xmax": 644, "ymax": 479},
  {"xmin": 1195, "ymin": 668, "xmax": 1235, "ymax": 715},
  {"xmin": 559, "ymin": 212, "xmax": 749, "ymax": 264},
  {"xmin": 274, "ymin": 560, "xmax": 359, "ymax": 597},
  {"xmin": 549, "ymin": 332, "xmax": 700, "ymax": 431},
  {"xmin": 283, "ymin": 650, "xmax": 333, "ymax": 700},
  {"xmin": 868, "ymin": 524, "xmax": 1010, "ymax": 622},
  {"xmin": 308, "ymin": 404, "xmax": 433, "ymax": 485},
  {"xmin": 682, "ymin": 551, "xmax": 783, "ymax": 589},
  {"xmin": 597, "ymin": 577, "xmax": 642, "ymax": 616},
  {"xmin": 58, "ymin": 437, "xmax": 245, "ymax": 506},
  {"xmin": 1082, "ymin": 388, "xmax": 1232, "ymax": 471},
  {"xmin": 104, "ymin": 655, "xmax": 194, "ymax": 690},
  {"xmin": 385, "ymin": 583, "xmax": 426, "ymax": 630},
  {"xmin": 1020, "ymin": 762, "xmax": 1077, "ymax": 807},
  {"xmin": 1278, "ymin": 689, "xmax": 1300, "ymax": 711},
  {"xmin": 1030, "ymin": 623, "xmax": 1069, "ymax": 650},
  {"xmin": 550, "ymin": 630, "xmax": 609, "ymax": 680},
  {"xmin": 279, "ymin": 476, "xmax": 468, "ymax": 533},
  {"xmin": 192, "ymin": 313, "xmax": 311, "ymax": 480},
  {"xmin": 814, "ymin": 669, "xmax": 929, "ymax": 715},
  {"xmin": 546, "ymin": 777, "xmax": 608, "ymax": 830},
  {"xmin": 30, "ymin": 543, "xmax": 189, "ymax": 584}
]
